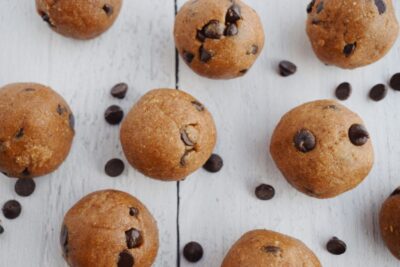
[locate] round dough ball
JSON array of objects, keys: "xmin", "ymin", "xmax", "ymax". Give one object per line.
[
  {"xmin": 270, "ymin": 100, "xmax": 374, "ymax": 199},
  {"xmin": 120, "ymin": 89, "xmax": 216, "ymax": 181},
  {"xmin": 0, "ymin": 83, "xmax": 74, "ymax": 179},
  {"xmin": 380, "ymin": 188, "xmax": 400, "ymax": 260},
  {"xmin": 61, "ymin": 190, "xmax": 159, "ymax": 267},
  {"xmin": 306, "ymin": 0, "xmax": 399, "ymax": 69},
  {"xmin": 221, "ymin": 229, "xmax": 321, "ymax": 267},
  {"xmin": 174, "ymin": 0, "xmax": 265, "ymax": 79},
  {"xmin": 35, "ymin": 0, "xmax": 123, "ymax": 39}
]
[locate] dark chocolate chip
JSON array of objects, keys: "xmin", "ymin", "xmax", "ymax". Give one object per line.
[
  {"xmin": 255, "ymin": 184, "xmax": 275, "ymax": 200},
  {"xmin": 343, "ymin": 43, "xmax": 356, "ymax": 57},
  {"xmin": 69, "ymin": 113, "xmax": 75, "ymax": 131},
  {"xmin": 2, "ymin": 200, "xmax": 21, "ymax": 219},
  {"xmin": 390, "ymin": 187, "xmax": 400, "ymax": 197},
  {"xmin": 369, "ymin": 84, "xmax": 387, "ymax": 101},
  {"xmin": 117, "ymin": 250, "xmax": 134, "ymax": 267},
  {"xmin": 15, "ymin": 179, "xmax": 36, "ymax": 197},
  {"xmin": 105, "ymin": 159, "xmax": 125, "ymax": 177},
  {"xmin": 111, "ymin": 83, "xmax": 128, "ymax": 99},
  {"xmin": 105, "ymin": 105, "xmax": 124, "ymax": 125},
  {"xmin": 22, "ymin": 168, "xmax": 30, "ymax": 177},
  {"xmin": 389, "ymin": 73, "xmax": 400, "ymax": 91},
  {"xmin": 196, "ymin": 30, "xmax": 206, "ymax": 42},
  {"xmin": 60, "ymin": 224, "xmax": 69, "ymax": 256},
  {"xmin": 307, "ymin": 0, "xmax": 316, "ymax": 13},
  {"xmin": 247, "ymin": 45, "xmax": 258, "ymax": 55},
  {"xmin": 191, "ymin": 101, "xmax": 204, "ymax": 111},
  {"xmin": 316, "ymin": 1, "xmax": 324, "ymax": 13},
  {"xmin": 294, "ymin": 129, "xmax": 316, "ymax": 153},
  {"xmin": 279, "ymin": 60, "xmax": 297, "ymax": 77},
  {"xmin": 226, "ymin": 4, "xmax": 241, "ymax": 23},
  {"xmin": 183, "ymin": 51, "xmax": 195, "ymax": 64},
  {"xmin": 24, "ymin": 88, "xmax": 36, "ymax": 92},
  {"xmin": 348, "ymin": 124, "xmax": 369, "ymax": 146},
  {"xmin": 224, "ymin": 23, "xmax": 238, "ymax": 36},
  {"xmin": 0, "ymin": 225, "xmax": 4, "ymax": 234},
  {"xmin": 374, "ymin": 0, "xmax": 386, "ymax": 15},
  {"xmin": 203, "ymin": 154, "xmax": 223, "ymax": 173},
  {"xmin": 129, "ymin": 207, "xmax": 139, "ymax": 217},
  {"xmin": 312, "ymin": 19, "xmax": 321, "ymax": 25},
  {"xmin": 335, "ymin": 82, "xmax": 352, "ymax": 101},
  {"xmin": 202, "ymin": 20, "xmax": 224, "ymax": 39},
  {"xmin": 239, "ymin": 69, "xmax": 248, "ymax": 74},
  {"xmin": 15, "ymin": 128, "xmax": 24, "ymax": 139},
  {"xmin": 262, "ymin": 245, "xmax": 281, "ymax": 254},
  {"xmin": 103, "ymin": 4, "xmax": 114, "ymax": 16},
  {"xmin": 183, "ymin": 242, "xmax": 203, "ymax": 263},
  {"xmin": 40, "ymin": 12, "xmax": 54, "ymax": 27},
  {"xmin": 327, "ymin": 237, "xmax": 347, "ymax": 255},
  {"xmin": 199, "ymin": 46, "xmax": 212, "ymax": 63},
  {"xmin": 125, "ymin": 228, "xmax": 143, "ymax": 249},
  {"xmin": 181, "ymin": 130, "xmax": 194, "ymax": 147},
  {"xmin": 57, "ymin": 104, "xmax": 66, "ymax": 115}
]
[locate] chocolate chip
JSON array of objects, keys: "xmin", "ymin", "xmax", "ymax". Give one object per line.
[
  {"xmin": 24, "ymin": 88, "xmax": 36, "ymax": 92},
  {"xmin": 374, "ymin": 0, "xmax": 386, "ymax": 14},
  {"xmin": 327, "ymin": 237, "xmax": 347, "ymax": 255},
  {"xmin": 307, "ymin": 0, "xmax": 316, "ymax": 13},
  {"xmin": 199, "ymin": 46, "xmax": 212, "ymax": 63},
  {"xmin": 316, "ymin": 1, "xmax": 324, "ymax": 13},
  {"xmin": 105, "ymin": 159, "xmax": 125, "ymax": 177},
  {"xmin": 105, "ymin": 105, "xmax": 124, "ymax": 125},
  {"xmin": 129, "ymin": 207, "xmax": 139, "ymax": 217},
  {"xmin": 15, "ymin": 179, "xmax": 36, "ymax": 197},
  {"xmin": 389, "ymin": 73, "xmax": 400, "ymax": 91},
  {"xmin": 183, "ymin": 242, "xmax": 203, "ymax": 263},
  {"xmin": 15, "ymin": 128, "xmax": 24, "ymax": 139},
  {"xmin": 181, "ymin": 130, "xmax": 194, "ymax": 147},
  {"xmin": 0, "ymin": 225, "xmax": 4, "ymax": 234},
  {"xmin": 118, "ymin": 250, "xmax": 134, "ymax": 267},
  {"xmin": 60, "ymin": 224, "xmax": 69, "ymax": 256},
  {"xmin": 224, "ymin": 23, "xmax": 238, "ymax": 36},
  {"xmin": 369, "ymin": 84, "xmax": 387, "ymax": 101},
  {"xmin": 125, "ymin": 228, "xmax": 143, "ymax": 249},
  {"xmin": 69, "ymin": 113, "xmax": 75, "ymax": 131},
  {"xmin": 335, "ymin": 82, "xmax": 352, "ymax": 101},
  {"xmin": 343, "ymin": 43, "xmax": 356, "ymax": 57},
  {"xmin": 255, "ymin": 184, "xmax": 275, "ymax": 200},
  {"xmin": 262, "ymin": 246, "xmax": 281, "ymax": 254},
  {"xmin": 312, "ymin": 19, "xmax": 321, "ymax": 25},
  {"xmin": 203, "ymin": 154, "xmax": 223, "ymax": 173},
  {"xmin": 202, "ymin": 20, "xmax": 224, "ymax": 39},
  {"xmin": 183, "ymin": 51, "xmax": 195, "ymax": 64},
  {"xmin": 294, "ymin": 129, "xmax": 316, "ymax": 153},
  {"xmin": 390, "ymin": 187, "xmax": 400, "ymax": 197},
  {"xmin": 22, "ymin": 168, "xmax": 30, "ymax": 177},
  {"xmin": 103, "ymin": 4, "xmax": 114, "ymax": 16},
  {"xmin": 226, "ymin": 4, "xmax": 241, "ymax": 23},
  {"xmin": 348, "ymin": 124, "xmax": 369, "ymax": 146},
  {"xmin": 247, "ymin": 45, "xmax": 258, "ymax": 55},
  {"xmin": 279, "ymin": 60, "xmax": 297, "ymax": 77},
  {"xmin": 196, "ymin": 30, "xmax": 206, "ymax": 42},
  {"xmin": 111, "ymin": 83, "xmax": 128, "ymax": 99},
  {"xmin": 40, "ymin": 11, "xmax": 54, "ymax": 27},
  {"xmin": 57, "ymin": 104, "xmax": 66, "ymax": 115},
  {"xmin": 191, "ymin": 101, "xmax": 204, "ymax": 111},
  {"xmin": 2, "ymin": 200, "xmax": 21, "ymax": 219}
]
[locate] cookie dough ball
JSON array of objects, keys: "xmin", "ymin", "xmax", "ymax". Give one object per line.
[
  {"xmin": 174, "ymin": 0, "xmax": 265, "ymax": 79},
  {"xmin": 120, "ymin": 89, "xmax": 216, "ymax": 181},
  {"xmin": 380, "ymin": 187, "xmax": 400, "ymax": 260},
  {"xmin": 61, "ymin": 190, "xmax": 159, "ymax": 267},
  {"xmin": 0, "ymin": 83, "xmax": 74, "ymax": 179},
  {"xmin": 270, "ymin": 100, "xmax": 374, "ymax": 199},
  {"xmin": 221, "ymin": 229, "xmax": 321, "ymax": 267},
  {"xmin": 35, "ymin": 0, "xmax": 122, "ymax": 39},
  {"xmin": 306, "ymin": 0, "xmax": 399, "ymax": 69}
]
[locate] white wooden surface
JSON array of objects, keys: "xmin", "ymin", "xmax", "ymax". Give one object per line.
[{"xmin": 0, "ymin": 0, "xmax": 400, "ymax": 266}]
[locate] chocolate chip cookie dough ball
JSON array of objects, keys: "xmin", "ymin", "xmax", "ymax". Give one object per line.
[
  {"xmin": 221, "ymin": 230, "xmax": 321, "ymax": 267},
  {"xmin": 174, "ymin": 0, "xmax": 265, "ymax": 79},
  {"xmin": 36, "ymin": 0, "xmax": 122, "ymax": 39},
  {"xmin": 270, "ymin": 100, "xmax": 374, "ymax": 199},
  {"xmin": 380, "ymin": 187, "xmax": 400, "ymax": 260},
  {"xmin": 0, "ymin": 83, "xmax": 74, "ymax": 179},
  {"xmin": 61, "ymin": 190, "xmax": 159, "ymax": 267},
  {"xmin": 120, "ymin": 89, "xmax": 216, "ymax": 181},
  {"xmin": 306, "ymin": 0, "xmax": 399, "ymax": 69}
]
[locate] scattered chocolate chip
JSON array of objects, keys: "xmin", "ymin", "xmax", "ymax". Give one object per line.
[
  {"xmin": 0, "ymin": 225, "xmax": 4, "ymax": 234},
  {"xmin": 343, "ymin": 43, "xmax": 356, "ymax": 57},
  {"xmin": 307, "ymin": 0, "xmax": 316, "ymax": 13},
  {"xmin": 327, "ymin": 237, "xmax": 347, "ymax": 255},
  {"xmin": 57, "ymin": 104, "xmax": 66, "ymax": 115},
  {"xmin": 199, "ymin": 46, "xmax": 212, "ymax": 63},
  {"xmin": 226, "ymin": 4, "xmax": 241, "ymax": 23},
  {"xmin": 224, "ymin": 23, "xmax": 238, "ymax": 36},
  {"xmin": 111, "ymin": 83, "xmax": 128, "ymax": 99},
  {"xmin": 40, "ymin": 11, "xmax": 54, "ymax": 27},
  {"xmin": 246, "ymin": 44, "xmax": 258, "ymax": 55},
  {"xmin": 15, "ymin": 179, "xmax": 36, "ymax": 197},
  {"xmin": 191, "ymin": 101, "xmax": 204, "ymax": 111},
  {"xmin": 203, "ymin": 154, "xmax": 223, "ymax": 173},
  {"xmin": 15, "ymin": 128, "xmax": 24, "ymax": 139},
  {"xmin": 181, "ymin": 130, "xmax": 194, "ymax": 147},
  {"xmin": 294, "ymin": 129, "xmax": 316, "ymax": 153},
  {"xmin": 369, "ymin": 84, "xmax": 387, "ymax": 101},
  {"xmin": 255, "ymin": 184, "xmax": 275, "ymax": 200},
  {"xmin": 69, "ymin": 113, "xmax": 75, "ymax": 131},
  {"xmin": 105, "ymin": 105, "xmax": 124, "ymax": 125},
  {"xmin": 125, "ymin": 228, "xmax": 143, "ymax": 249},
  {"xmin": 22, "ymin": 168, "xmax": 30, "ymax": 177},
  {"xmin": 262, "ymin": 245, "xmax": 281, "ymax": 254},
  {"xmin": 389, "ymin": 73, "xmax": 400, "ymax": 91},
  {"xmin": 118, "ymin": 250, "xmax": 134, "ymax": 267},
  {"xmin": 374, "ymin": 0, "xmax": 386, "ymax": 15},
  {"xmin": 183, "ymin": 242, "xmax": 203, "ymax": 263},
  {"xmin": 2, "ymin": 200, "xmax": 21, "ymax": 219},
  {"xmin": 60, "ymin": 224, "xmax": 69, "ymax": 256},
  {"xmin": 129, "ymin": 207, "xmax": 139, "ymax": 217},
  {"xmin": 239, "ymin": 69, "xmax": 248, "ymax": 74},
  {"xmin": 312, "ymin": 19, "xmax": 321, "ymax": 25},
  {"xmin": 202, "ymin": 20, "xmax": 224, "ymax": 39},
  {"xmin": 24, "ymin": 88, "xmax": 36, "ymax": 92},
  {"xmin": 105, "ymin": 159, "xmax": 125, "ymax": 177},
  {"xmin": 390, "ymin": 187, "xmax": 400, "ymax": 197},
  {"xmin": 183, "ymin": 51, "xmax": 195, "ymax": 64},
  {"xmin": 196, "ymin": 30, "xmax": 206, "ymax": 42},
  {"xmin": 279, "ymin": 60, "xmax": 297, "ymax": 77},
  {"xmin": 348, "ymin": 124, "xmax": 369, "ymax": 146},
  {"xmin": 335, "ymin": 82, "xmax": 352, "ymax": 100},
  {"xmin": 316, "ymin": 1, "xmax": 324, "ymax": 13},
  {"xmin": 103, "ymin": 4, "xmax": 114, "ymax": 16}
]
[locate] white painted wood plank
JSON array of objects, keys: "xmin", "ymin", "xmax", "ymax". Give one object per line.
[
  {"xmin": 178, "ymin": 0, "xmax": 400, "ymax": 266},
  {"xmin": 0, "ymin": 0, "xmax": 177, "ymax": 266}
]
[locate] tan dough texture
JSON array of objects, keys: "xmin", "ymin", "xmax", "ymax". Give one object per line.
[
  {"xmin": 35, "ymin": 0, "xmax": 122, "ymax": 40},
  {"xmin": 270, "ymin": 100, "xmax": 374, "ymax": 199},
  {"xmin": 0, "ymin": 83, "xmax": 74, "ymax": 179},
  {"xmin": 221, "ymin": 229, "xmax": 322, "ymax": 267},
  {"xmin": 380, "ymin": 189, "xmax": 400, "ymax": 260},
  {"xmin": 120, "ymin": 89, "xmax": 216, "ymax": 181},
  {"xmin": 174, "ymin": 0, "xmax": 265, "ymax": 79},
  {"xmin": 306, "ymin": 0, "xmax": 399, "ymax": 69},
  {"xmin": 61, "ymin": 190, "xmax": 159, "ymax": 267}
]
